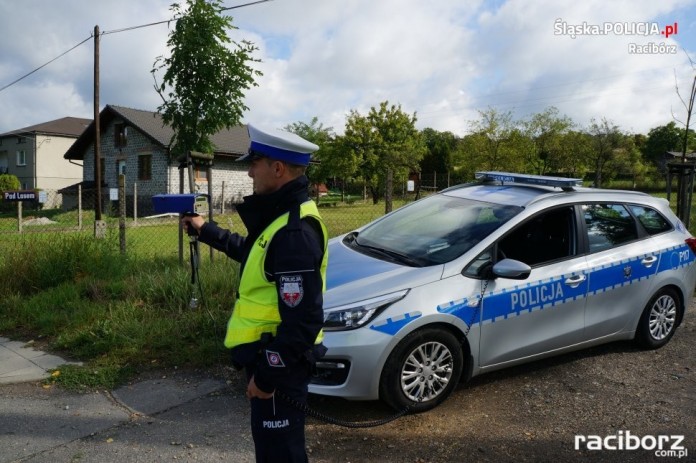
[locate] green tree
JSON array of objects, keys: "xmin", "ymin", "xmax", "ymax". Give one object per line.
[
  {"xmin": 420, "ymin": 128, "xmax": 458, "ymax": 175},
  {"xmin": 285, "ymin": 118, "xmax": 356, "ymax": 201},
  {"xmin": 321, "ymin": 135, "xmax": 362, "ymax": 200},
  {"xmin": 343, "ymin": 102, "xmax": 426, "ymax": 212},
  {"xmin": 643, "ymin": 121, "xmax": 684, "ymax": 169},
  {"xmin": 343, "ymin": 110, "xmax": 378, "ymax": 203},
  {"xmin": 607, "ymin": 135, "xmax": 647, "ymax": 188},
  {"xmin": 586, "ymin": 118, "xmax": 623, "ymax": 187},
  {"xmin": 522, "ymin": 107, "xmax": 573, "ymax": 175},
  {"xmin": 462, "ymin": 107, "xmax": 523, "ymax": 174},
  {"xmin": 557, "ymin": 130, "xmax": 592, "ymax": 178},
  {"xmin": 152, "ymin": 0, "xmax": 261, "ymax": 158},
  {"xmin": 368, "ymin": 102, "xmax": 426, "ymax": 213}
]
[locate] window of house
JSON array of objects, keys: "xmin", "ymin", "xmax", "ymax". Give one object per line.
[
  {"xmin": 195, "ymin": 165, "xmax": 208, "ymax": 182},
  {"xmin": 117, "ymin": 159, "xmax": 126, "ymax": 177},
  {"xmin": 17, "ymin": 136, "xmax": 26, "ymax": 144},
  {"xmin": 16, "ymin": 150, "xmax": 26, "ymax": 166},
  {"xmin": 138, "ymin": 154, "xmax": 152, "ymax": 180},
  {"xmin": 584, "ymin": 204, "xmax": 638, "ymax": 253},
  {"xmin": 0, "ymin": 150, "xmax": 8, "ymax": 174},
  {"xmin": 115, "ymin": 123, "xmax": 128, "ymax": 148}
]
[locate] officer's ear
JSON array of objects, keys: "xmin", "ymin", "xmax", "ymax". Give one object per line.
[{"xmin": 273, "ymin": 160, "xmax": 287, "ymax": 178}]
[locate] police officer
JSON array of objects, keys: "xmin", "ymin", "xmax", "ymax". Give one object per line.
[{"xmin": 182, "ymin": 124, "xmax": 327, "ymax": 462}]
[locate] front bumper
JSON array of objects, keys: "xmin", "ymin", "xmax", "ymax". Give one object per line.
[{"xmin": 308, "ymin": 330, "xmax": 393, "ymax": 401}]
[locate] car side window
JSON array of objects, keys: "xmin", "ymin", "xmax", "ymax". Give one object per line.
[
  {"xmin": 497, "ymin": 206, "xmax": 576, "ymax": 267},
  {"xmin": 629, "ymin": 205, "xmax": 672, "ymax": 235},
  {"xmin": 584, "ymin": 203, "xmax": 638, "ymax": 253}
]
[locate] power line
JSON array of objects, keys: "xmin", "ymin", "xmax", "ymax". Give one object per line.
[
  {"xmin": 101, "ymin": 19, "xmax": 172, "ymax": 36},
  {"xmin": 222, "ymin": 0, "xmax": 271, "ymax": 11},
  {"xmin": 0, "ymin": 35, "xmax": 92, "ymax": 94},
  {"xmin": 0, "ymin": 1, "xmax": 271, "ymax": 93}
]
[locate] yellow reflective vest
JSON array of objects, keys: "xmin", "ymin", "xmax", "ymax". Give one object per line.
[{"xmin": 224, "ymin": 201, "xmax": 328, "ymax": 348}]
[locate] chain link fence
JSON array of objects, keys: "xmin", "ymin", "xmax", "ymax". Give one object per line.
[{"xmin": 0, "ymin": 174, "xmax": 452, "ymax": 261}]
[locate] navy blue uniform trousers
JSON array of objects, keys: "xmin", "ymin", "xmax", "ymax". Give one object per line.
[{"xmin": 247, "ymin": 364, "xmax": 310, "ymax": 463}]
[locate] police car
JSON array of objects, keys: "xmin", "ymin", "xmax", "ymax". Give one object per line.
[{"xmin": 309, "ymin": 172, "xmax": 696, "ymax": 412}]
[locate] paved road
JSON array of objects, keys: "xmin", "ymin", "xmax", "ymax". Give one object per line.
[
  {"xmin": 0, "ymin": 367, "xmax": 256, "ymax": 462},
  {"xmin": 2, "ymin": 297, "xmax": 695, "ymax": 463}
]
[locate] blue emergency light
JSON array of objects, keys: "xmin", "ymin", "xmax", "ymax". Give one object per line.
[
  {"xmin": 475, "ymin": 171, "xmax": 583, "ymax": 190},
  {"xmin": 152, "ymin": 194, "xmax": 209, "ymax": 215}
]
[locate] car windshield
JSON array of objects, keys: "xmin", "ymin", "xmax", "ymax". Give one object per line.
[{"xmin": 350, "ymin": 194, "xmax": 522, "ymax": 266}]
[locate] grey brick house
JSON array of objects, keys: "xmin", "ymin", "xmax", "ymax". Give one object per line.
[{"xmin": 62, "ymin": 104, "xmax": 253, "ymax": 214}]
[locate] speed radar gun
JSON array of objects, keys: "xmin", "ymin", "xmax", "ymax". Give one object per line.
[
  {"xmin": 151, "ymin": 193, "xmax": 209, "ymax": 217},
  {"xmin": 151, "ymin": 151, "xmax": 213, "ymax": 309}
]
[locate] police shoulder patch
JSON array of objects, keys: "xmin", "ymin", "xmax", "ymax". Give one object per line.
[
  {"xmin": 266, "ymin": 350, "xmax": 285, "ymax": 368},
  {"xmin": 280, "ymin": 275, "xmax": 303, "ymax": 308}
]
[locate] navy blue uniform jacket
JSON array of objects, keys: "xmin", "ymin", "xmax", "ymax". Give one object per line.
[{"xmin": 197, "ymin": 175, "xmax": 325, "ymax": 393}]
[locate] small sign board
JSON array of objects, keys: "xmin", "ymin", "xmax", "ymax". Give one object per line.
[
  {"xmin": 3, "ymin": 190, "xmax": 37, "ymax": 201},
  {"xmin": 109, "ymin": 188, "xmax": 118, "ymax": 201}
]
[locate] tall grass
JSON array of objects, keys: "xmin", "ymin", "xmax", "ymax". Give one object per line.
[
  {"xmin": 0, "ymin": 232, "xmax": 238, "ymax": 390},
  {"xmin": 14, "ymin": 192, "xmax": 694, "ymax": 390}
]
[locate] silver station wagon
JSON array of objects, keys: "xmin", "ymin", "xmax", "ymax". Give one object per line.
[{"xmin": 309, "ymin": 172, "xmax": 696, "ymax": 412}]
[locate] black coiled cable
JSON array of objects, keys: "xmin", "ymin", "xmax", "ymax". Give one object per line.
[{"xmin": 275, "ymin": 390, "xmax": 411, "ymax": 428}]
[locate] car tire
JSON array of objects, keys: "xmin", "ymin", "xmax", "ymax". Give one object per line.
[
  {"xmin": 635, "ymin": 287, "xmax": 682, "ymax": 349},
  {"xmin": 379, "ymin": 328, "xmax": 463, "ymax": 413}
]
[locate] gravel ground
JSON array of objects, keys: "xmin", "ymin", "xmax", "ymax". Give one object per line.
[{"xmin": 302, "ymin": 299, "xmax": 696, "ymax": 463}]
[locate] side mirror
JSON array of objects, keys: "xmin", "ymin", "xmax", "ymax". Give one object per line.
[{"xmin": 491, "ymin": 258, "xmax": 531, "ymax": 280}]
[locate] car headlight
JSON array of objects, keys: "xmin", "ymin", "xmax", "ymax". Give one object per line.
[{"xmin": 323, "ymin": 290, "xmax": 409, "ymax": 331}]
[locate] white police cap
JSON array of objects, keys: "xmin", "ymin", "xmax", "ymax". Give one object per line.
[{"xmin": 238, "ymin": 123, "xmax": 319, "ymax": 166}]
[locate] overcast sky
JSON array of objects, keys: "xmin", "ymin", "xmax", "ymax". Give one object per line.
[{"xmin": 1, "ymin": 0, "xmax": 695, "ymax": 137}]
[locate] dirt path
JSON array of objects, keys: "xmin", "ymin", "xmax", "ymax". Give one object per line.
[{"xmin": 304, "ymin": 300, "xmax": 696, "ymax": 462}]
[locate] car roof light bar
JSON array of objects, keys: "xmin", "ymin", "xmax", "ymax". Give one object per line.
[{"xmin": 475, "ymin": 171, "xmax": 583, "ymax": 191}]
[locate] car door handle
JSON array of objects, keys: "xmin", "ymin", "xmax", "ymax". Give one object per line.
[
  {"xmin": 641, "ymin": 255, "xmax": 658, "ymax": 267},
  {"xmin": 564, "ymin": 274, "xmax": 586, "ymax": 288}
]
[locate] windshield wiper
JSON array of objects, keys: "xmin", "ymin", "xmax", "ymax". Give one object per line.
[{"xmin": 354, "ymin": 242, "xmax": 424, "ymax": 267}]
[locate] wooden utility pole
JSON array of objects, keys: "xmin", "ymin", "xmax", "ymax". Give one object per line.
[{"xmin": 94, "ymin": 25, "xmax": 105, "ymax": 237}]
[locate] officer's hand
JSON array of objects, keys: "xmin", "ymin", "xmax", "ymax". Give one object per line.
[
  {"xmin": 181, "ymin": 214, "xmax": 205, "ymax": 234},
  {"xmin": 246, "ymin": 375, "xmax": 274, "ymax": 400}
]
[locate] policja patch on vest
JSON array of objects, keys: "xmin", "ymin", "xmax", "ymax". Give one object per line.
[{"xmin": 279, "ymin": 275, "xmax": 303, "ymax": 308}]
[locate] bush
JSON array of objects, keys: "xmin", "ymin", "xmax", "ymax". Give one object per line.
[
  {"xmin": 0, "ymin": 174, "xmax": 21, "ymax": 213},
  {"xmin": 0, "ymin": 173, "xmax": 20, "ymax": 191}
]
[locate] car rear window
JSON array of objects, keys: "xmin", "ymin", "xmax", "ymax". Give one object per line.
[{"xmin": 629, "ymin": 205, "xmax": 673, "ymax": 235}]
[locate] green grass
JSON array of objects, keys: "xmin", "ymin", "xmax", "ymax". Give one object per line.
[
  {"xmin": 0, "ymin": 198, "xmax": 405, "ymax": 390},
  {"xmin": 5, "ymin": 190, "xmax": 692, "ymax": 391},
  {"xmin": 0, "ymin": 199, "xmax": 409, "ymax": 257},
  {"xmin": 0, "ymin": 231, "xmax": 238, "ymax": 391}
]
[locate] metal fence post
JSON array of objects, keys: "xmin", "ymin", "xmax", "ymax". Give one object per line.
[
  {"xmin": 207, "ymin": 165, "xmax": 214, "ymax": 262},
  {"xmin": 220, "ymin": 181, "xmax": 226, "ymax": 215},
  {"xmin": 78, "ymin": 185, "xmax": 83, "ymax": 229},
  {"xmin": 133, "ymin": 182, "xmax": 138, "ymax": 225},
  {"xmin": 119, "ymin": 174, "xmax": 126, "ymax": 254},
  {"xmin": 17, "ymin": 201, "xmax": 22, "ymax": 233}
]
